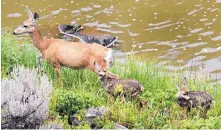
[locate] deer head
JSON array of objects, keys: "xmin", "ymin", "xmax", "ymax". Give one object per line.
[
  {"xmin": 94, "ymin": 61, "xmax": 107, "ymax": 77},
  {"xmin": 13, "ymin": 5, "xmax": 39, "ymax": 35},
  {"xmin": 176, "ymin": 77, "xmax": 190, "ymax": 100},
  {"xmin": 93, "ymin": 48, "xmax": 113, "ymax": 76}
]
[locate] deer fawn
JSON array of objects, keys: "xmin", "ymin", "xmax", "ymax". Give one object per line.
[
  {"xmin": 13, "ymin": 6, "xmax": 113, "ymax": 87},
  {"xmin": 176, "ymin": 77, "xmax": 213, "ymax": 118},
  {"xmin": 98, "ymin": 71, "xmax": 148, "ymax": 108}
]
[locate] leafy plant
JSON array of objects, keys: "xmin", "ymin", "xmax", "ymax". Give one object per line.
[{"xmin": 51, "ymin": 89, "xmax": 101, "ymax": 116}]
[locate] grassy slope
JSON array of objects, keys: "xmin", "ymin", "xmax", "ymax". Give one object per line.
[{"xmin": 1, "ymin": 31, "xmax": 221, "ymax": 129}]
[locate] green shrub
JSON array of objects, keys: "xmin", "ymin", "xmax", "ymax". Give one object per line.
[
  {"xmin": 1, "ymin": 31, "xmax": 37, "ymax": 78},
  {"xmin": 50, "ymin": 89, "xmax": 106, "ymax": 117}
]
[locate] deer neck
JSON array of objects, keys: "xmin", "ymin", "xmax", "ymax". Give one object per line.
[{"xmin": 30, "ymin": 25, "xmax": 45, "ymax": 52}]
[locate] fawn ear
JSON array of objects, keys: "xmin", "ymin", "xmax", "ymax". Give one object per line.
[
  {"xmin": 107, "ymin": 71, "xmax": 120, "ymax": 79},
  {"xmin": 176, "ymin": 84, "xmax": 180, "ymax": 90},
  {"xmin": 182, "ymin": 95, "xmax": 190, "ymax": 100},
  {"xmin": 182, "ymin": 77, "xmax": 187, "ymax": 85},
  {"xmin": 182, "ymin": 77, "xmax": 187, "ymax": 86}
]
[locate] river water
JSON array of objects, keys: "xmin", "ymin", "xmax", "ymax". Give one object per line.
[{"xmin": 2, "ymin": 0, "xmax": 221, "ymax": 83}]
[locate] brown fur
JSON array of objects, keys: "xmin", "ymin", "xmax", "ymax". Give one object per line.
[
  {"xmin": 13, "ymin": 8, "xmax": 112, "ymax": 87},
  {"xmin": 176, "ymin": 77, "xmax": 213, "ymax": 118},
  {"xmin": 99, "ymin": 72, "xmax": 147, "ymax": 108}
]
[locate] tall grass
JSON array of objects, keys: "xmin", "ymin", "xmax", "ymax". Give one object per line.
[{"xmin": 1, "ymin": 30, "xmax": 221, "ymax": 129}]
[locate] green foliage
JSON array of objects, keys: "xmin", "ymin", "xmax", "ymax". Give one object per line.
[
  {"xmin": 50, "ymin": 89, "xmax": 105, "ymax": 116},
  {"xmin": 108, "ymin": 99, "xmax": 149, "ymax": 129},
  {"xmin": 1, "ymin": 35, "xmax": 20, "ymax": 72},
  {"xmin": 114, "ymin": 84, "xmax": 123, "ymax": 95},
  {"xmin": 1, "ymin": 31, "xmax": 38, "ymax": 78},
  {"xmin": 1, "ymin": 30, "xmax": 221, "ymax": 129}
]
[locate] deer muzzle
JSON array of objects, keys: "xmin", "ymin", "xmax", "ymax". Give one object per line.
[
  {"xmin": 98, "ymin": 71, "xmax": 106, "ymax": 77},
  {"xmin": 12, "ymin": 32, "xmax": 18, "ymax": 35}
]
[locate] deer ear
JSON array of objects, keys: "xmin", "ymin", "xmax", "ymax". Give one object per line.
[
  {"xmin": 25, "ymin": 5, "xmax": 33, "ymax": 18},
  {"xmin": 176, "ymin": 84, "xmax": 180, "ymax": 90},
  {"xmin": 33, "ymin": 12, "xmax": 39, "ymax": 20}
]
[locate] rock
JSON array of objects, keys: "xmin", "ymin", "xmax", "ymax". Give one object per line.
[
  {"xmin": 85, "ymin": 107, "xmax": 110, "ymax": 129},
  {"xmin": 39, "ymin": 123, "xmax": 63, "ymax": 129},
  {"xmin": 85, "ymin": 106, "xmax": 109, "ymax": 118},
  {"xmin": 68, "ymin": 115, "xmax": 81, "ymax": 126},
  {"xmin": 68, "ymin": 107, "xmax": 111, "ymax": 129},
  {"xmin": 114, "ymin": 123, "xmax": 129, "ymax": 130}
]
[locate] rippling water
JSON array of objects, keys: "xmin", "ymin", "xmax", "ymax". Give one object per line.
[{"xmin": 2, "ymin": 0, "xmax": 221, "ymax": 83}]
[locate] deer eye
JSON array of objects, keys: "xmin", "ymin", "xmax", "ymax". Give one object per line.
[{"xmin": 23, "ymin": 25, "xmax": 28, "ymax": 28}]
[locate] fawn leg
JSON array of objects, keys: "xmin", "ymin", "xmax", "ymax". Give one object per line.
[
  {"xmin": 136, "ymin": 95, "xmax": 143, "ymax": 111},
  {"xmin": 137, "ymin": 97, "xmax": 148, "ymax": 111},
  {"xmin": 120, "ymin": 94, "xmax": 126, "ymax": 103},
  {"xmin": 201, "ymin": 107, "xmax": 208, "ymax": 119},
  {"xmin": 108, "ymin": 94, "xmax": 115, "ymax": 104},
  {"xmin": 185, "ymin": 107, "xmax": 191, "ymax": 118}
]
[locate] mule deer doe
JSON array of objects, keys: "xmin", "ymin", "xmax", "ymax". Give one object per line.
[
  {"xmin": 13, "ymin": 6, "xmax": 113, "ymax": 87},
  {"xmin": 176, "ymin": 77, "xmax": 213, "ymax": 118}
]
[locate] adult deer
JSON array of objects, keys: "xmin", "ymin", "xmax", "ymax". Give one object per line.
[{"xmin": 13, "ymin": 6, "xmax": 113, "ymax": 87}]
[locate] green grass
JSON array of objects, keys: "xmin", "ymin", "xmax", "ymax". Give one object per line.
[{"xmin": 1, "ymin": 30, "xmax": 221, "ymax": 129}]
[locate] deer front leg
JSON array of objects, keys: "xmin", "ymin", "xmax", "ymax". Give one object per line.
[
  {"xmin": 36, "ymin": 53, "xmax": 44, "ymax": 74},
  {"xmin": 54, "ymin": 67, "xmax": 62, "ymax": 88}
]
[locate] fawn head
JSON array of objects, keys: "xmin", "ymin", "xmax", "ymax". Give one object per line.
[
  {"xmin": 93, "ymin": 48, "xmax": 113, "ymax": 76},
  {"xmin": 13, "ymin": 5, "xmax": 39, "ymax": 35},
  {"xmin": 176, "ymin": 77, "xmax": 190, "ymax": 100},
  {"xmin": 98, "ymin": 71, "xmax": 120, "ymax": 80}
]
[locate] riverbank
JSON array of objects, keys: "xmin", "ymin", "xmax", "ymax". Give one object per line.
[{"xmin": 1, "ymin": 30, "xmax": 221, "ymax": 129}]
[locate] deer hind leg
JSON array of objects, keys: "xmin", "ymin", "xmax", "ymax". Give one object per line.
[{"xmin": 54, "ymin": 67, "xmax": 62, "ymax": 88}]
